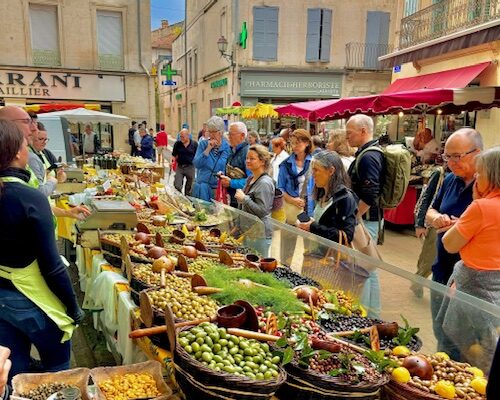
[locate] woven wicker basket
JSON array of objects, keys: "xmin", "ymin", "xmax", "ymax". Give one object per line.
[
  {"xmin": 164, "ymin": 303, "xmax": 286, "ymax": 400},
  {"xmin": 277, "ymin": 359, "xmax": 389, "ymax": 400},
  {"xmin": 384, "ymin": 380, "xmax": 447, "ymax": 400}
]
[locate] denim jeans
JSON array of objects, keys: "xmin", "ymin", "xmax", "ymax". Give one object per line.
[
  {"xmin": 360, "ymin": 220, "xmax": 382, "ymax": 318},
  {"xmin": 0, "ymin": 287, "xmax": 71, "ymax": 382}
]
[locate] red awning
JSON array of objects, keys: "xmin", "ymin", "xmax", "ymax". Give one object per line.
[
  {"xmin": 276, "ymin": 87, "xmax": 500, "ymax": 120},
  {"xmin": 383, "ymin": 62, "xmax": 490, "ymax": 94}
]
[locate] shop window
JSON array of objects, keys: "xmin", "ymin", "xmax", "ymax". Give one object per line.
[
  {"xmin": 29, "ymin": 4, "xmax": 61, "ymax": 67},
  {"xmin": 306, "ymin": 8, "xmax": 332, "ymax": 63},
  {"xmin": 252, "ymin": 7, "xmax": 279, "ymax": 61},
  {"xmin": 209, "ymin": 98, "xmax": 223, "ymax": 118},
  {"xmin": 97, "ymin": 10, "xmax": 124, "ymax": 70}
]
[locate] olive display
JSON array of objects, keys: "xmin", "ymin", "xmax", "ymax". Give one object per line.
[
  {"xmin": 131, "ymin": 263, "xmax": 160, "ymax": 286},
  {"xmin": 272, "ymin": 267, "xmax": 321, "ymax": 288},
  {"xmin": 147, "ymin": 279, "xmax": 219, "ymax": 320},
  {"xmin": 20, "ymin": 383, "xmax": 78, "ymax": 400},
  {"xmin": 98, "ymin": 373, "xmax": 160, "ymax": 400},
  {"xmin": 178, "ymin": 322, "xmax": 281, "ymax": 380},
  {"xmin": 187, "ymin": 258, "xmax": 228, "ymax": 274}
]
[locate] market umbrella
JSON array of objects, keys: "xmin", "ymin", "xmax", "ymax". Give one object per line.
[
  {"xmin": 24, "ymin": 103, "xmax": 101, "ymax": 113},
  {"xmin": 241, "ymin": 103, "xmax": 278, "ymax": 119},
  {"xmin": 41, "ymin": 107, "xmax": 130, "ymax": 124},
  {"xmin": 275, "ymin": 99, "xmax": 340, "ymax": 121}
]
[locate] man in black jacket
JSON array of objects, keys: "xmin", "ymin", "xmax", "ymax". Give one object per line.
[
  {"xmin": 128, "ymin": 121, "xmax": 138, "ymax": 156},
  {"xmin": 346, "ymin": 114, "xmax": 385, "ymax": 318}
]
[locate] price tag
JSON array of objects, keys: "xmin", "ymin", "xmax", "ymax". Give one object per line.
[{"xmin": 102, "ymin": 180, "xmax": 112, "ymax": 192}]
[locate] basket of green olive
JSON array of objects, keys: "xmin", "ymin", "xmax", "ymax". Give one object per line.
[{"xmin": 172, "ymin": 322, "xmax": 287, "ymax": 400}]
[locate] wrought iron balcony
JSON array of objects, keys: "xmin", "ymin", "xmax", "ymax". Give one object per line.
[
  {"xmin": 400, "ymin": 0, "xmax": 500, "ymax": 49},
  {"xmin": 345, "ymin": 42, "xmax": 393, "ymax": 70}
]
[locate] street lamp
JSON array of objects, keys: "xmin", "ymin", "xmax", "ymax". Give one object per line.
[{"xmin": 217, "ymin": 35, "xmax": 234, "ymax": 66}]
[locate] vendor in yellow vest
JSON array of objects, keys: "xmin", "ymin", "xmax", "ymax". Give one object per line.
[
  {"xmin": 0, "ymin": 119, "xmax": 84, "ymax": 381},
  {"xmin": 0, "ymin": 107, "xmax": 90, "ymax": 219}
]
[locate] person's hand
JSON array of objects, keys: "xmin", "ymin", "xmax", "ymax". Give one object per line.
[
  {"xmin": 234, "ymin": 189, "xmax": 246, "ymax": 203},
  {"xmin": 293, "ymin": 197, "xmax": 305, "ymax": 208},
  {"xmin": 67, "ymin": 205, "xmax": 91, "ymax": 220},
  {"xmin": 296, "ymin": 218, "xmax": 314, "ymax": 232},
  {"xmin": 431, "ymin": 213, "xmax": 452, "ymax": 229},
  {"xmin": 415, "ymin": 227, "xmax": 427, "ymax": 239},
  {"xmin": 0, "ymin": 346, "xmax": 11, "ymax": 397},
  {"xmin": 219, "ymin": 175, "xmax": 231, "ymax": 188},
  {"xmin": 436, "ymin": 216, "xmax": 458, "ymax": 233},
  {"xmin": 69, "ymin": 307, "xmax": 85, "ymax": 325},
  {"xmin": 56, "ymin": 169, "xmax": 67, "ymax": 183}
]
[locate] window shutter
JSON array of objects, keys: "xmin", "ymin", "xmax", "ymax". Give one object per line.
[
  {"xmin": 306, "ymin": 9, "xmax": 321, "ymax": 62},
  {"xmin": 253, "ymin": 7, "xmax": 279, "ymax": 61},
  {"xmin": 320, "ymin": 9, "xmax": 332, "ymax": 62},
  {"xmin": 29, "ymin": 4, "xmax": 60, "ymax": 66},
  {"xmin": 364, "ymin": 11, "xmax": 390, "ymax": 69},
  {"xmin": 97, "ymin": 10, "xmax": 124, "ymax": 69}
]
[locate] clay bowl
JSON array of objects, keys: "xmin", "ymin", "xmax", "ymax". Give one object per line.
[
  {"xmin": 169, "ymin": 229, "xmax": 186, "ymax": 245},
  {"xmin": 216, "ymin": 304, "xmax": 247, "ymax": 329},
  {"xmin": 245, "ymin": 254, "xmax": 261, "ymax": 269},
  {"xmin": 209, "ymin": 228, "xmax": 222, "ymax": 238},
  {"xmin": 375, "ymin": 322, "xmax": 399, "ymax": 339},
  {"xmin": 259, "ymin": 257, "xmax": 278, "ymax": 272},
  {"xmin": 152, "ymin": 216, "xmax": 167, "ymax": 227}
]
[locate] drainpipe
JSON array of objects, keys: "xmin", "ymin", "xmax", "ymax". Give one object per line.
[
  {"xmin": 184, "ymin": 0, "xmax": 188, "ymax": 129},
  {"xmin": 137, "ymin": 0, "xmax": 153, "ymax": 126}
]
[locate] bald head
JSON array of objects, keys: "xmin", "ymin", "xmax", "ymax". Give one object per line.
[
  {"xmin": 0, "ymin": 106, "xmax": 37, "ymax": 141},
  {"xmin": 346, "ymin": 114, "xmax": 374, "ymax": 148},
  {"xmin": 447, "ymin": 128, "xmax": 483, "ymax": 151}
]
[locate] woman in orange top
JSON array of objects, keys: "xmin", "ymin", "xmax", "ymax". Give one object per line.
[{"xmin": 439, "ymin": 147, "xmax": 500, "ymax": 367}]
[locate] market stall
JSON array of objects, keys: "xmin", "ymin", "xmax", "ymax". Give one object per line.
[{"xmin": 15, "ymin": 156, "xmax": 499, "ymax": 400}]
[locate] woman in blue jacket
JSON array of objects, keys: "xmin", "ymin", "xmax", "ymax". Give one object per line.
[
  {"xmin": 277, "ymin": 129, "xmax": 315, "ymax": 266},
  {"xmin": 192, "ymin": 116, "xmax": 231, "ymax": 201}
]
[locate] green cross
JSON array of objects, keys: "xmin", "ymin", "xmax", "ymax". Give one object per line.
[
  {"xmin": 161, "ymin": 64, "xmax": 178, "ymax": 80},
  {"xmin": 239, "ymin": 22, "xmax": 248, "ymax": 49}
]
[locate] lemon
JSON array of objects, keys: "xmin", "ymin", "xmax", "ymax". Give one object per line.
[
  {"xmin": 470, "ymin": 377, "xmax": 487, "ymax": 395},
  {"xmin": 392, "ymin": 346, "xmax": 411, "ymax": 357},
  {"xmin": 434, "ymin": 380, "xmax": 456, "ymax": 399},
  {"xmin": 466, "ymin": 367, "xmax": 484, "ymax": 378},
  {"xmin": 434, "ymin": 352, "xmax": 450, "ymax": 360},
  {"xmin": 391, "ymin": 367, "xmax": 411, "ymax": 384}
]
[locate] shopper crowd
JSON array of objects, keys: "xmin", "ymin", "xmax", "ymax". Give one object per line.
[{"xmin": 1, "ymin": 105, "xmax": 500, "ymax": 398}]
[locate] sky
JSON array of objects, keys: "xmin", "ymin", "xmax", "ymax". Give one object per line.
[{"xmin": 151, "ymin": 0, "xmax": 185, "ymax": 29}]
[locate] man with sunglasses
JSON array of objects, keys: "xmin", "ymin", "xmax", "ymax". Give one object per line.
[{"xmin": 425, "ymin": 128, "xmax": 483, "ymax": 359}]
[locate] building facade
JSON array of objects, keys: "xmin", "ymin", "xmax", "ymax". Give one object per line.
[
  {"xmin": 380, "ymin": 0, "xmax": 500, "ymax": 148},
  {"xmin": 0, "ymin": 0, "xmax": 154, "ymax": 151},
  {"xmin": 162, "ymin": 0, "xmax": 397, "ymax": 133}
]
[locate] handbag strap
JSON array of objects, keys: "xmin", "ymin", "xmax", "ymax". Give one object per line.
[{"xmin": 335, "ymin": 230, "xmax": 353, "ymax": 269}]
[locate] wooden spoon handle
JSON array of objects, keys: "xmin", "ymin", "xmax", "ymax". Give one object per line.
[
  {"xmin": 332, "ymin": 327, "xmax": 371, "ymax": 337},
  {"xmin": 193, "ymin": 286, "xmax": 223, "ymax": 295},
  {"xmin": 128, "ymin": 317, "xmax": 215, "ymax": 339},
  {"xmin": 227, "ymin": 328, "xmax": 280, "ymax": 342}
]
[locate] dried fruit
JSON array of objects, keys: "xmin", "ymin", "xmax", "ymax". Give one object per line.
[
  {"xmin": 470, "ymin": 377, "xmax": 487, "ymax": 395},
  {"xmin": 392, "ymin": 346, "xmax": 411, "ymax": 357},
  {"xmin": 434, "ymin": 380, "xmax": 456, "ymax": 399},
  {"xmin": 391, "ymin": 367, "xmax": 411, "ymax": 383}
]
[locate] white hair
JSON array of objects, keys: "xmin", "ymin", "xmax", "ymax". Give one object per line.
[
  {"xmin": 230, "ymin": 121, "xmax": 248, "ymax": 138},
  {"xmin": 206, "ymin": 116, "xmax": 225, "ymax": 133},
  {"xmin": 453, "ymin": 128, "xmax": 484, "ymax": 151},
  {"xmin": 347, "ymin": 114, "xmax": 374, "ymax": 136}
]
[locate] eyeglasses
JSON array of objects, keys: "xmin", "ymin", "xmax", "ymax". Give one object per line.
[
  {"xmin": 442, "ymin": 148, "xmax": 478, "ymax": 162},
  {"xmin": 13, "ymin": 118, "xmax": 36, "ymax": 125},
  {"xmin": 38, "ymin": 138, "xmax": 49, "ymax": 142}
]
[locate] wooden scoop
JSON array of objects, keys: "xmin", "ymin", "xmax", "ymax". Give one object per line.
[
  {"xmin": 129, "ymin": 316, "xmax": 217, "ymax": 339},
  {"xmin": 136, "ymin": 223, "xmax": 151, "ymax": 234},
  {"xmin": 333, "ymin": 322, "xmax": 399, "ymax": 339},
  {"xmin": 190, "ymin": 274, "xmax": 223, "ymax": 295}
]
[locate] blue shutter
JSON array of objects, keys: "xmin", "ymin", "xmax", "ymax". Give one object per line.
[
  {"xmin": 364, "ymin": 11, "xmax": 390, "ymax": 69},
  {"xmin": 253, "ymin": 7, "xmax": 279, "ymax": 61},
  {"xmin": 306, "ymin": 9, "xmax": 321, "ymax": 62},
  {"xmin": 320, "ymin": 9, "xmax": 332, "ymax": 62}
]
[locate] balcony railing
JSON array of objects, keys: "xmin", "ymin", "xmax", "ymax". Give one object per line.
[
  {"xmin": 400, "ymin": 0, "xmax": 500, "ymax": 49},
  {"xmin": 345, "ymin": 42, "xmax": 393, "ymax": 70},
  {"xmin": 32, "ymin": 49, "xmax": 61, "ymax": 67}
]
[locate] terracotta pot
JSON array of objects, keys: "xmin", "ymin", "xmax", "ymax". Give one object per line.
[
  {"xmin": 217, "ymin": 304, "xmax": 247, "ymax": 328},
  {"xmin": 259, "ymin": 257, "xmax": 278, "ymax": 272},
  {"xmin": 169, "ymin": 229, "xmax": 186, "ymax": 244},
  {"xmin": 245, "ymin": 254, "xmax": 260, "ymax": 269}
]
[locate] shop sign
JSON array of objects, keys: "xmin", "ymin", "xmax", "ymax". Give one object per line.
[
  {"xmin": 0, "ymin": 69, "xmax": 125, "ymax": 101},
  {"xmin": 211, "ymin": 78, "xmax": 228, "ymax": 89},
  {"xmin": 240, "ymin": 71, "xmax": 342, "ymax": 98}
]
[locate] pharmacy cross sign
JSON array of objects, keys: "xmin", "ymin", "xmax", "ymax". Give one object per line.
[{"xmin": 161, "ymin": 64, "xmax": 178, "ymax": 81}]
